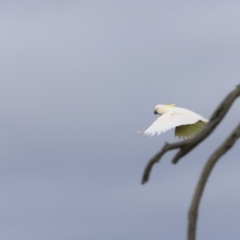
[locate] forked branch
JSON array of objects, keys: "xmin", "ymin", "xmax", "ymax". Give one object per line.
[{"xmin": 142, "ymin": 85, "xmax": 240, "ymax": 184}]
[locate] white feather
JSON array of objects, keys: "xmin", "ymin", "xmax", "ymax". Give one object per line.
[{"xmin": 143, "ymin": 107, "xmax": 208, "ymax": 136}]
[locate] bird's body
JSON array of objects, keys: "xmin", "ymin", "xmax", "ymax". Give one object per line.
[{"xmin": 139, "ymin": 104, "xmax": 208, "ymax": 139}]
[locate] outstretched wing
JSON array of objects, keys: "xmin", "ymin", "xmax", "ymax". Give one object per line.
[{"xmin": 142, "ymin": 107, "xmax": 208, "ymax": 136}]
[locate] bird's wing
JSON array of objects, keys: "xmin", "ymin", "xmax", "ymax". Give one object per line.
[
  {"xmin": 143, "ymin": 107, "xmax": 208, "ymax": 136},
  {"xmin": 175, "ymin": 121, "xmax": 207, "ymax": 139}
]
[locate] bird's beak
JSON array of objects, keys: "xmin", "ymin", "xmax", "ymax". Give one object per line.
[{"xmin": 154, "ymin": 110, "xmax": 158, "ymax": 114}]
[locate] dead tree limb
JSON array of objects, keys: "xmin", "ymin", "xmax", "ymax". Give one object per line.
[
  {"xmin": 142, "ymin": 84, "xmax": 240, "ymax": 184},
  {"xmin": 188, "ymin": 122, "xmax": 240, "ymax": 240}
]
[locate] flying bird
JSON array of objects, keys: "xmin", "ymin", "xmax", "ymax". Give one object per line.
[{"xmin": 138, "ymin": 104, "xmax": 208, "ymax": 139}]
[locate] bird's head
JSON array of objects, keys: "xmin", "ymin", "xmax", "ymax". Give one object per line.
[{"xmin": 154, "ymin": 103, "xmax": 176, "ymax": 115}]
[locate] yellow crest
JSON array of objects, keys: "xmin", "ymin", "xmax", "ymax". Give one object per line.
[{"xmin": 164, "ymin": 103, "xmax": 176, "ymax": 108}]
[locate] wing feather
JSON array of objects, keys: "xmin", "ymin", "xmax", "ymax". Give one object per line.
[
  {"xmin": 175, "ymin": 121, "xmax": 207, "ymax": 139},
  {"xmin": 143, "ymin": 107, "xmax": 208, "ymax": 136}
]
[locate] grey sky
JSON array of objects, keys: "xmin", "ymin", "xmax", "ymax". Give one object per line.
[{"xmin": 0, "ymin": 1, "xmax": 240, "ymax": 240}]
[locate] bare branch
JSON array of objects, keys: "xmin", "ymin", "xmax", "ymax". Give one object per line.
[
  {"xmin": 141, "ymin": 141, "xmax": 189, "ymax": 184},
  {"xmin": 187, "ymin": 122, "xmax": 240, "ymax": 240},
  {"xmin": 142, "ymin": 85, "xmax": 240, "ymax": 184}
]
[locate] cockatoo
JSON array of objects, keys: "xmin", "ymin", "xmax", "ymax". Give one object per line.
[{"xmin": 138, "ymin": 104, "xmax": 208, "ymax": 139}]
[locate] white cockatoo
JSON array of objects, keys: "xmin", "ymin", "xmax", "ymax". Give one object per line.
[{"xmin": 138, "ymin": 104, "xmax": 208, "ymax": 139}]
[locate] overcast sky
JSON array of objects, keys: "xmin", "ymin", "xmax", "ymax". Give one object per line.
[{"xmin": 1, "ymin": 1, "xmax": 240, "ymax": 240}]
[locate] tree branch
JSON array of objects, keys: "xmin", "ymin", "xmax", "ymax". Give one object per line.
[
  {"xmin": 141, "ymin": 85, "xmax": 240, "ymax": 184},
  {"xmin": 141, "ymin": 140, "xmax": 190, "ymax": 184},
  {"xmin": 187, "ymin": 122, "xmax": 240, "ymax": 240}
]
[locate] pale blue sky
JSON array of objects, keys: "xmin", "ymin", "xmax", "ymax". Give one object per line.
[{"xmin": 0, "ymin": 1, "xmax": 240, "ymax": 239}]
